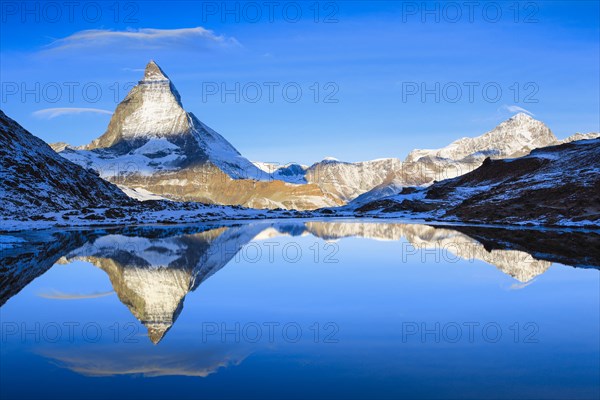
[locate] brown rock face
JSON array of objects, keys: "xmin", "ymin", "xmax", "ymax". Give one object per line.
[
  {"xmin": 433, "ymin": 140, "xmax": 600, "ymax": 225},
  {"xmin": 120, "ymin": 162, "xmax": 343, "ymax": 210}
]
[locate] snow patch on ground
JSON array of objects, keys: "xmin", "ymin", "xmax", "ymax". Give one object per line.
[{"xmin": 117, "ymin": 185, "xmax": 170, "ymax": 201}]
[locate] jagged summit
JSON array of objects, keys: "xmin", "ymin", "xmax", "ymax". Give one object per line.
[
  {"xmin": 54, "ymin": 62, "xmax": 588, "ymax": 211},
  {"xmin": 75, "ymin": 61, "xmax": 269, "ymax": 179},
  {"xmin": 143, "ymin": 60, "xmax": 170, "ymax": 82},
  {"xmin": 405, "ymin": 113, "xmax": 557, "ymax": 162},
  {"xmin": 56, "ymin": 60, "xmax": 339, "ymax": 209},
  {"xmin": 509, "ymin": 112, "xmax": 536, "ymax": 121},
  {"xmin": 86, "ymin": 61, "xmax": 188, "ymax": 151},
  {"xmin": 138, "ymin": 60, "xmax": 183, "ymax": 104}
]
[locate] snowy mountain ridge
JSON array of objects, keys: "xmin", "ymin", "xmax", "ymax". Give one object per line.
[
  {"xmin": 353, "ymin": 138, "xmax": 600, "ymax": 227},
  {"xmin": 405, "ymin": 113, "xmax": 557, "ymax": 162},
  {"xmin": 349, "ymin": 116, "xmax": 599, "ymax": 206},
  {"xmin": 47, "ymin": 61, "xmax": 598, "ymax": 210}
]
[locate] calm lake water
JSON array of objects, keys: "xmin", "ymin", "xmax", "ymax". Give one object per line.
[{"xmin": 1, "ymin": 220, "xmax": 599, "ymax": 399}]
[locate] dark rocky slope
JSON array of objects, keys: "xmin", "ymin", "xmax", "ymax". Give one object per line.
[{"xmin": 0, "ymin": 110, "xmax": 136, "ymax": 216}]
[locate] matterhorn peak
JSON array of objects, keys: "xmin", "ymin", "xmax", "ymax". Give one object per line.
[
  {"xmin": 143, "ymin": 60, "xmax": 170, "ymax": 82},
  {"xmin": 73, "ymin": 61, "xmax": 268, "ymax": 181},
  {"xmin": 85, "ymin": 61, "xmax": 189, "ymax": 150}
]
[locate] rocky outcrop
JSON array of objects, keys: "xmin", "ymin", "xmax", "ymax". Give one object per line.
[
  {"xmin": 0, "ymin": 110, "xmax": 135, "ymax": 216},
  {"xmin": 350, "ymin": 115, "xmax": 599, "ymax": 207}
]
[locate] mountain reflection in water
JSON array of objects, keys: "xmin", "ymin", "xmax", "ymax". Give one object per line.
[{"xmin": 1, "ymin": 221, "xmax": 599, "ymax": 345}]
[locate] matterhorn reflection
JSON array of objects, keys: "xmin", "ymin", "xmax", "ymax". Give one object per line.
[
  {"xmin": 2, "ymin": 221, "xmax": 598, "ymax": 346},
  {"xmin": 63, "ymin": 224, "xmax": 266, "ymax": 344}
]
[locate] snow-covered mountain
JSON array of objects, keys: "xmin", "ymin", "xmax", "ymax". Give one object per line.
[
  {"xmin": 56, "ymin": 61, "xmax": 340, "ymax": 210},
  {"xmin": 405, "ymin": 113, "xmax": 556, "ymax": 162},
  {"xmin": 304, "ymin": 113, "xmax": 592, "ymax": 206},
  {"xmin": 0, "ymin": 109, "xmax": 315, "ymax": 229},
  {"xmin": 557, "ymin": 132, "xmax": 600, "ymax": 144},
  {"xmin": 350, "ymin": 114, "xmax": 599, "ymax": 206},
  {"xmin": 0, "ymin": 110, "xmax": 134, "ymax": 216},
  {"xmin": 305, "ymin": 158, "xmax": 403, "ymax": 201},
  {"xmin": 83, "ymin": 61, "xmax": 264, "ymax": 179},
  {"xmin": 252, "ymin": 161, "xmax": 309, "ymax": 184},
  {"xmin": 47, "ymin": 61, "xmax": 597, "ymax": 211},
  {"xmin": 354, "ymin": 138, "xmax": 600, "ymax": 227}
]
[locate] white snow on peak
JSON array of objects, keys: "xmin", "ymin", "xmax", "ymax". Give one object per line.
[
  {"xmin": 188, "ymin": 115, "xmax": 269, "ymax": 180},
  {"xmin": 143, "ymin": 60, "xmax": 170, "ymax": 82},
  {"xmin": 406, "ymin": 113, "xmax": 556, "ymax": 162},
  {"xmin": 119, "ymin": 80, "xmax": 188, "ymax": 141},
  {"xmin": 60, "ymin": 61, "xmax": 274, "ymax": 182}
]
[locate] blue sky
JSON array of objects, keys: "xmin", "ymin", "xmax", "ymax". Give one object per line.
[{"xmin": 1, "ymin": 1, "xmax": 598, "ymax": 164}]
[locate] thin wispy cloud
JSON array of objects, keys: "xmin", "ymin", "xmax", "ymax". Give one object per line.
[
  {"xmin": 33, "ymin": 108, "xmax": 113, "ymax": 119},
  {"xmin": 500, "ymin": 105, "xmax": 535, "ymax": 116},
  {"xmin": 39, "ymin": 348, "xmax": 250, "ymax": 377},
  {"xmin": 43, "ymin": 27, "xmax": 240, "ymax": 52},
  {"xmin": 38, "ymin": 290, "xmax": 115, "ymax": 300},
  {"xmin": 473, "ymin": 105, "xmax": 537, "ymax": 123},
  {"xmin": 508, "ymin": 278, "xmax": 537, "ymax": 291}
]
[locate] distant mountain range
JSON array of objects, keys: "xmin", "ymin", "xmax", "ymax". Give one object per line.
[
  {"xmin": 52, "ymin": 61, "xmax": 598, "ymax": 210},
  {"xmin": 1, "ymin": 60, "xmax": 599, "ymax": 228},
  {"xmin": 354, "ymin": 138, "xmax": 600, "ymax": 226}
]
